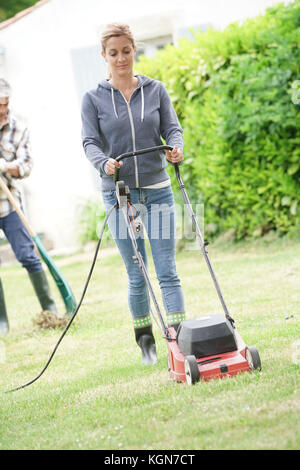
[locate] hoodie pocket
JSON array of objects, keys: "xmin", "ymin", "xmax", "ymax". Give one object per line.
[{"xmin": 135, "ymin": 140, "xmax": 166, "ymax": 174}]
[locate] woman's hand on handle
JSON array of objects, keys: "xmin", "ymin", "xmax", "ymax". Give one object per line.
[
  {"xmin": 105, "ymin": 158, "xmax": 123, "ymax": 176},
  {"xmin": 165, "ymin": 146, "xmax": 183, "ymax": 164}
]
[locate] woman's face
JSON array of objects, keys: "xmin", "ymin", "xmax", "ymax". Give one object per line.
[{"xmin": 102, "ymin": 35, "xmax": 136, "ymax": 80}]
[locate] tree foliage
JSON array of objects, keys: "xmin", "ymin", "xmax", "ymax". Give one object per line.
[
  {"xmin": 0, "ymin": 1, "xmax": 39, "ymax": 23},
  {"xmin": 137, "ymin": 1, "xmax": 300, "ymax": 240}
]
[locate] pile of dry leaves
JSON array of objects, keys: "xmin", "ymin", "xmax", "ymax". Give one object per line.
[{"xmin": 33, "ymin": 310, "xmax": 69, "ymax": 330}]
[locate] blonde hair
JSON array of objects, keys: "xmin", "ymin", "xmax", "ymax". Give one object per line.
[{"xmin": 101, "ymin": 23, "xmax": 136, "ymax": 53}]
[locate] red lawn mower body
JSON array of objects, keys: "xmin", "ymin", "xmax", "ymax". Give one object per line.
[{"xmin": 166, "ymin": 326, "xmax": 256, "ymax": 384}]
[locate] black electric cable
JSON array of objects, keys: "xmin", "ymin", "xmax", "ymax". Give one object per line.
[{"xmin": 4, "ymin": 203, "xmax": 117, "ymax": 393}]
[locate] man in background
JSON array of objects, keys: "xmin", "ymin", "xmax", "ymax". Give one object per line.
[{"xmin": 0, "ymin": 78, "xmax": 57, "ymax": 333}]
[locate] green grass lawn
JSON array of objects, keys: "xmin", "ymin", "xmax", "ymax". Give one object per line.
[{"xmin": 0, "ymin": 238, "xmax": 299, "ymax": 450}]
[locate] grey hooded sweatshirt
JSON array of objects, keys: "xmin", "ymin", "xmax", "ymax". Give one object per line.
[{"xmin": 81, "ymin": 75, "xmax": 183, "ymax": 190}]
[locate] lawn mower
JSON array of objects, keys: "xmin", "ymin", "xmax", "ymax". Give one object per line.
[
  {"xmin": 114, "ymin": 145, "xmax": 261, "ymax": 385},
  {"xmin": 5, "ymin": 145, "xmax": 261, "ymax": 393}
]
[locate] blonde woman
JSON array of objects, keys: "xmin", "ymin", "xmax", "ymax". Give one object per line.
[{"xmin": 81, "ymin": 24, "xmax": 186, "ymax": 365}]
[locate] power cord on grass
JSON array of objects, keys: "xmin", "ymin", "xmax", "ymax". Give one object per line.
[{"xmin": 4, "ymin": 203, "xmax": 117, "ymax": 393}]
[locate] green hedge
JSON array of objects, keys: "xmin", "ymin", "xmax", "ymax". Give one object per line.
[
  {"xmin": 137, "ymin": 0, "xmax": 300, "ymax": 240},
  {"xmin": 0, "ymin": 1, "xmax": 38, "ymax": 22}
]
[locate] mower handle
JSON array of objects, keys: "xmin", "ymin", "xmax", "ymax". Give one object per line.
[
  {"xmin": 114, "ymin": 144, "xmax": 234, "ymax": 325},
  {"xmin": 115, "ymin": 145, "xmax": 173, "ymax": 162}
]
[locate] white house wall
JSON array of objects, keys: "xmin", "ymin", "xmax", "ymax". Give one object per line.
[{"xmin": 0, "ymin": 0, "xmax": 293, "ymax": 251}]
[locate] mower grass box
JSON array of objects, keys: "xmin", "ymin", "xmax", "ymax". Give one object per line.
[{"xmin": 176, "ymin": 315, "xmax": 238, "ymax": 358}]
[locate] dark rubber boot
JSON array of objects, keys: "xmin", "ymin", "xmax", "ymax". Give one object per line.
[
  {"xmin": 28, "ymin": 270, "xmax": 57, "ymax": 313},
  {"xmin": 135, "ymin": 325, "xmax": 157, "ymax": 365},
  {"xmin": 0, "ymin": 279, "xmax": 9, "ymax": 334}
]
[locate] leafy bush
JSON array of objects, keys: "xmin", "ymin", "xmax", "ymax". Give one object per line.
[
  {"xmin": 137, "ymin": 0, "xmax": 300, "ymax": 240},
  {"xmin": 0, "ymin": 1, "xmax": 38, "ymax": 22},
  {"xmin": 77, "ymin": 197, "xmax": 112, "ymax": 245}
]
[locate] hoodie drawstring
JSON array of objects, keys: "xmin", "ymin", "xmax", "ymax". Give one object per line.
[
  {"xmin": 111, "ymin": 88, "xmax": 119, "ymax": 119},
  {"xmin": 141, "ymin": 86, "xmax": 144, "ymax": 122},
  {"xmin": 111, "ymin": 85, "xmax": 145, "ymax": 122}
]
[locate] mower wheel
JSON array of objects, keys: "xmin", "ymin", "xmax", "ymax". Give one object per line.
[
  {"xmin": 184, "ymin": 355, "xmax": 200, "ymax": 385},
  {"xmin": 246, "ymin": 346, "xmax": 261, "ymax": 371}
]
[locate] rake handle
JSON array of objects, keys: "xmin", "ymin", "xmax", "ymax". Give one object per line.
[{"xmin": 0, "ymin": 176, "xmax": 35, "ymax": 237}]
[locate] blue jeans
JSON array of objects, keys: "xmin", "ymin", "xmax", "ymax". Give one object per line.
[
  {"xmin": 0, "ymin": 210, "xmax": 42, "ymax": 273},
  {"xmin": 102, "ymin": 186, "xmax": 185, "ymax": 323}
]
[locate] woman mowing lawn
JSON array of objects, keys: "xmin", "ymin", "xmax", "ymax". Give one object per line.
[{"xmin": 81, "ymin": 23, "xmax": 186, "ymax": 365}]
